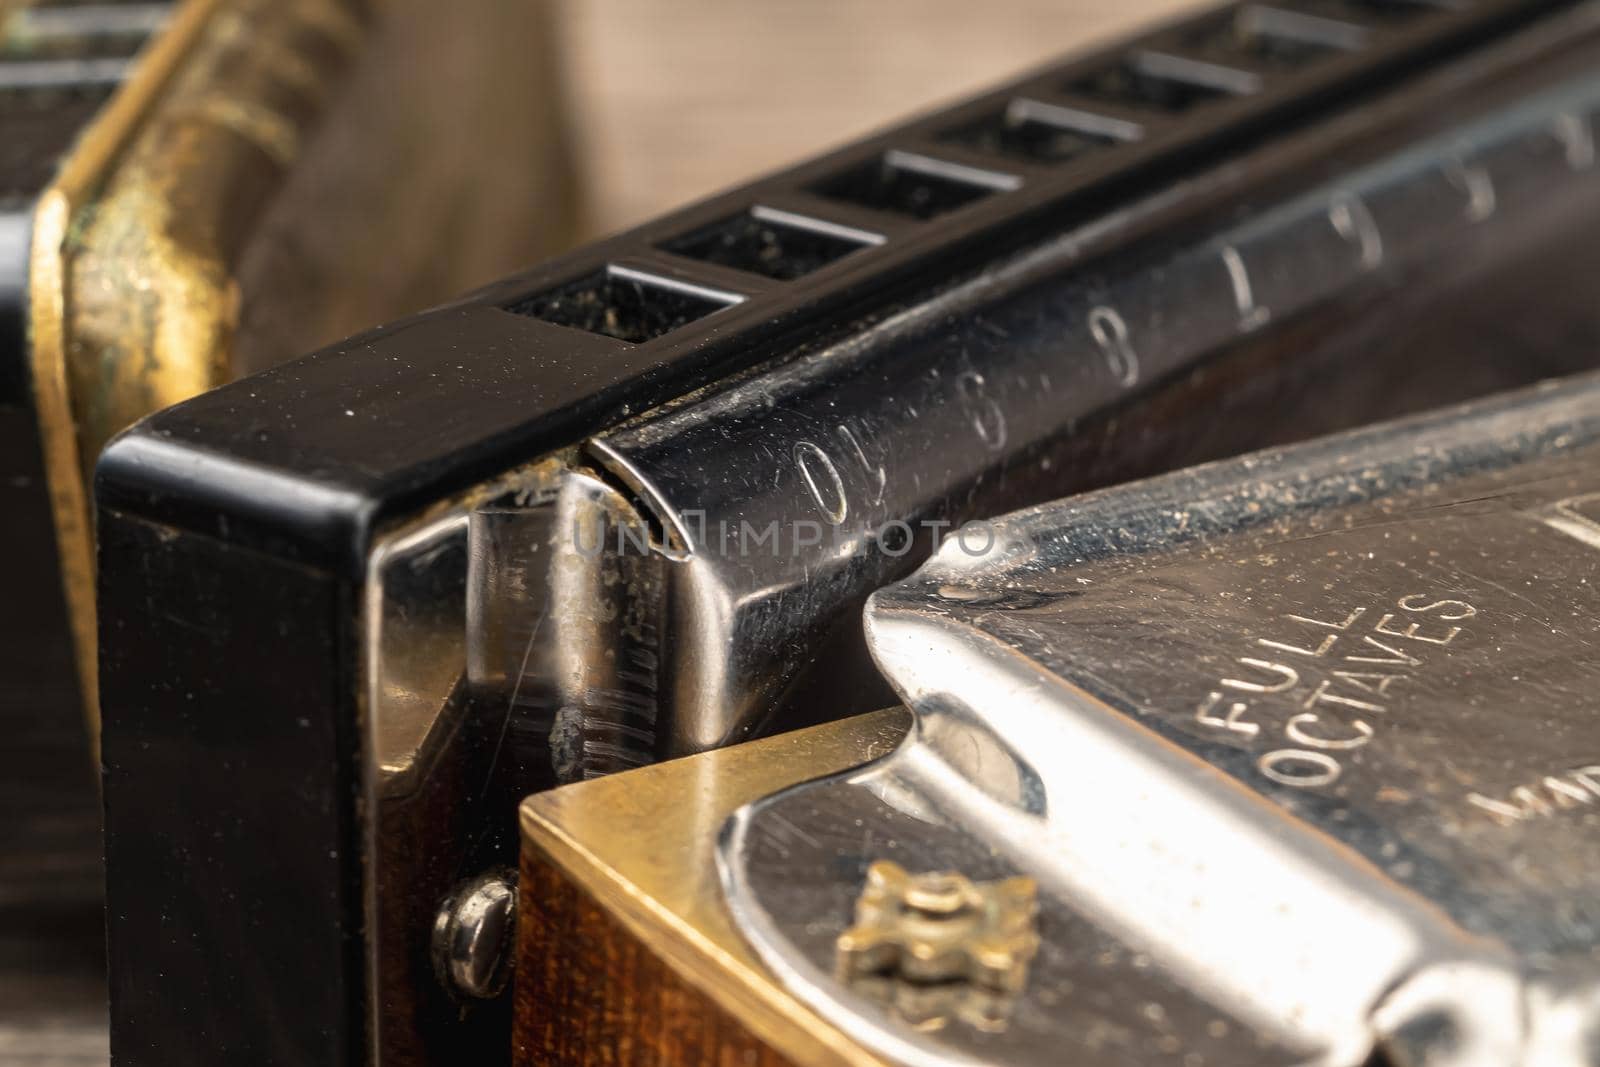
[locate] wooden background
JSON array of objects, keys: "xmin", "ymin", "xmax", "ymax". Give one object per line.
[{"xmin": 556, "ymin": 0, "xmax": 1204, "ymax": 237}]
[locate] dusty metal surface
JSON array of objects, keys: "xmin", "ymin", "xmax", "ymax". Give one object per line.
[
  {"xmin": 568, "ymin": 49, "xmax": 1600, "ymax": 768},
  {"xmin": 91, "ymin": 1, "xmax": 1600, "ymax": 1063},
  {"xmin": 359, "ymin": 17, "xmax": 1600, "ymax": 1060},
  {"xmin": 722, "ymin": 373, "xmax": 1600, "ymax": 1066}
]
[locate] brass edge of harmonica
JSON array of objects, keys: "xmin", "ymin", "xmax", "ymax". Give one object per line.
[
  {"xmin": 28, "ymin": 0, "xmax": 368, "ymax": 746},
  {"xmin": 514, "ymin": 707, "xmax": 911, "ymax": 1067}
]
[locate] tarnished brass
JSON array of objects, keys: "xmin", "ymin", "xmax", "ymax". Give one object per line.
[
  {"xmin": 63, "ymin": 0, "xmax": 367, "ymax": 480},
  {"xmin": 516, "ymin": 709, "xmax": 910, "ymax": 1067},
  {"xmin": 836, "ymin": 863, "xmax": 1039, "ymax": 1036},
  {"xmin": 26, "ymin": 0, "xmax": 221, "ymax": 747},
  {"xmin": 836, "ymin": 863, "xmax": 1039, "ymax": 993}
]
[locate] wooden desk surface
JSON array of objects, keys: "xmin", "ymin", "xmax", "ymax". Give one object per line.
[{"xmin": 558, "ymin": 0, "xmax": 1208, "ymax": 236}]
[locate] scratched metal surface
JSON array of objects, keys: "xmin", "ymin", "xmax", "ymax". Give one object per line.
[
  {"xmin": 359, "ymin": 57, "xmax": 1600, "ymax": 1063},
  {"xmin": 579, "ymin": 55, "xmax": 1600, "ymax": 768},
  {"xmin": 721, "ymin": 374, "xmax": 1600, "ymax": 1066}
]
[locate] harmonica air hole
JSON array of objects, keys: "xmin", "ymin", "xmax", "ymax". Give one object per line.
[
  {"xmin": 808, "ymin": 150, "xmax": 1016, "ymax": 221},
  {"xmin": 1067, "ymin": 52, "xmax": 1260, "ymax": 113},
  {"xmin": 1182, "ymin": 5, "xmax": 1369, "ymax": 67},
  {"xmin": 938, "ymin": 99, "xmax": 1139, "ymax": 164},
  {"xmin": 507, "ymin": 266, "xmax": 740, "ymax": 344},
  {"xmin": 661, "ymin": 207, "xmax": 879, "ymax": 281},
  {"xmin": 1278, "ymin": 0, "xmax": 1458, "ymax": 26}
]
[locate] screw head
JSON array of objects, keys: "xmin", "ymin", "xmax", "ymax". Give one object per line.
[{"xmin": 432, "ymin": 870, "xmax": 518, "ymax": 1001}]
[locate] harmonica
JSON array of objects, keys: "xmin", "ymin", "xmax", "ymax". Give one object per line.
[
  {"xmin": 6, "ymin": 0, "xmax": 575, "ymax": 735},
  {"xmin": 0, "ymin": 0, "xmax": 574, "ymax": 1057},
  {"xmin": 524, "ymin": 369, "xmax": 1600, "ymax": 1066},
  {"xmin": 96, "ymin": 0, "xmax": 1600, "ymax": 1062}
]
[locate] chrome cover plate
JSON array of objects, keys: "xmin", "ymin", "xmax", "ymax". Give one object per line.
[
  {"xmin": 583, "ymin": 63, "xmax": 1600, "ymax": 766},
  {"xmin": 720, "ymin": 373, "xmax": 1600, "ymax": 1067}
]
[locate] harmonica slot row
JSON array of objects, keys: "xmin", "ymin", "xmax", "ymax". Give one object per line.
[
  {"xmin": 0, "ymin": 1, "xmax": 167, "ymax": 104},
  {"xmin": 506, "ymin": 0, "xmax": 1470, "ymax": 344}
]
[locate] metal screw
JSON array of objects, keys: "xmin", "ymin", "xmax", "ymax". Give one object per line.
[{"xmin": 432, "ymin": 870, "xmax": 518, "ymax": 1001}]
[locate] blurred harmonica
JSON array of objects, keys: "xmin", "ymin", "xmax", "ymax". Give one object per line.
[
  {"xmin": 5, "ymin": 0, "xmax": 575, "ymax": 735},
  {"xmin": 0, "ymin": 0, "xmax": 575, "ymax": 1054},
  {"xmin": 527, "ymin": 369, "xmax": 1600, "ymax": 1067},
  {"xmin": 96, "ymin": 0, "xmax": 1600, "ymax": 1062}
]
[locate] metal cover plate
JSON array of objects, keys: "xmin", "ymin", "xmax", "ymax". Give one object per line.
[{"xmin": 721, "ymin": 373, "xmax": 1600, "ymax": 1067}]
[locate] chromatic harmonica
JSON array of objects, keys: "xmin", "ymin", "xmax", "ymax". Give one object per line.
[
  {"xmin": 95, "ymin": 0, "xmax": 1600, "ymax": 1063},
  {"xmin": 525, "ymin": 369, "xmax": 1600, "ymax": 1066},
  {"xmin": 0, "ymin": 0, "xmax": 575, "ymax": 1056}
]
